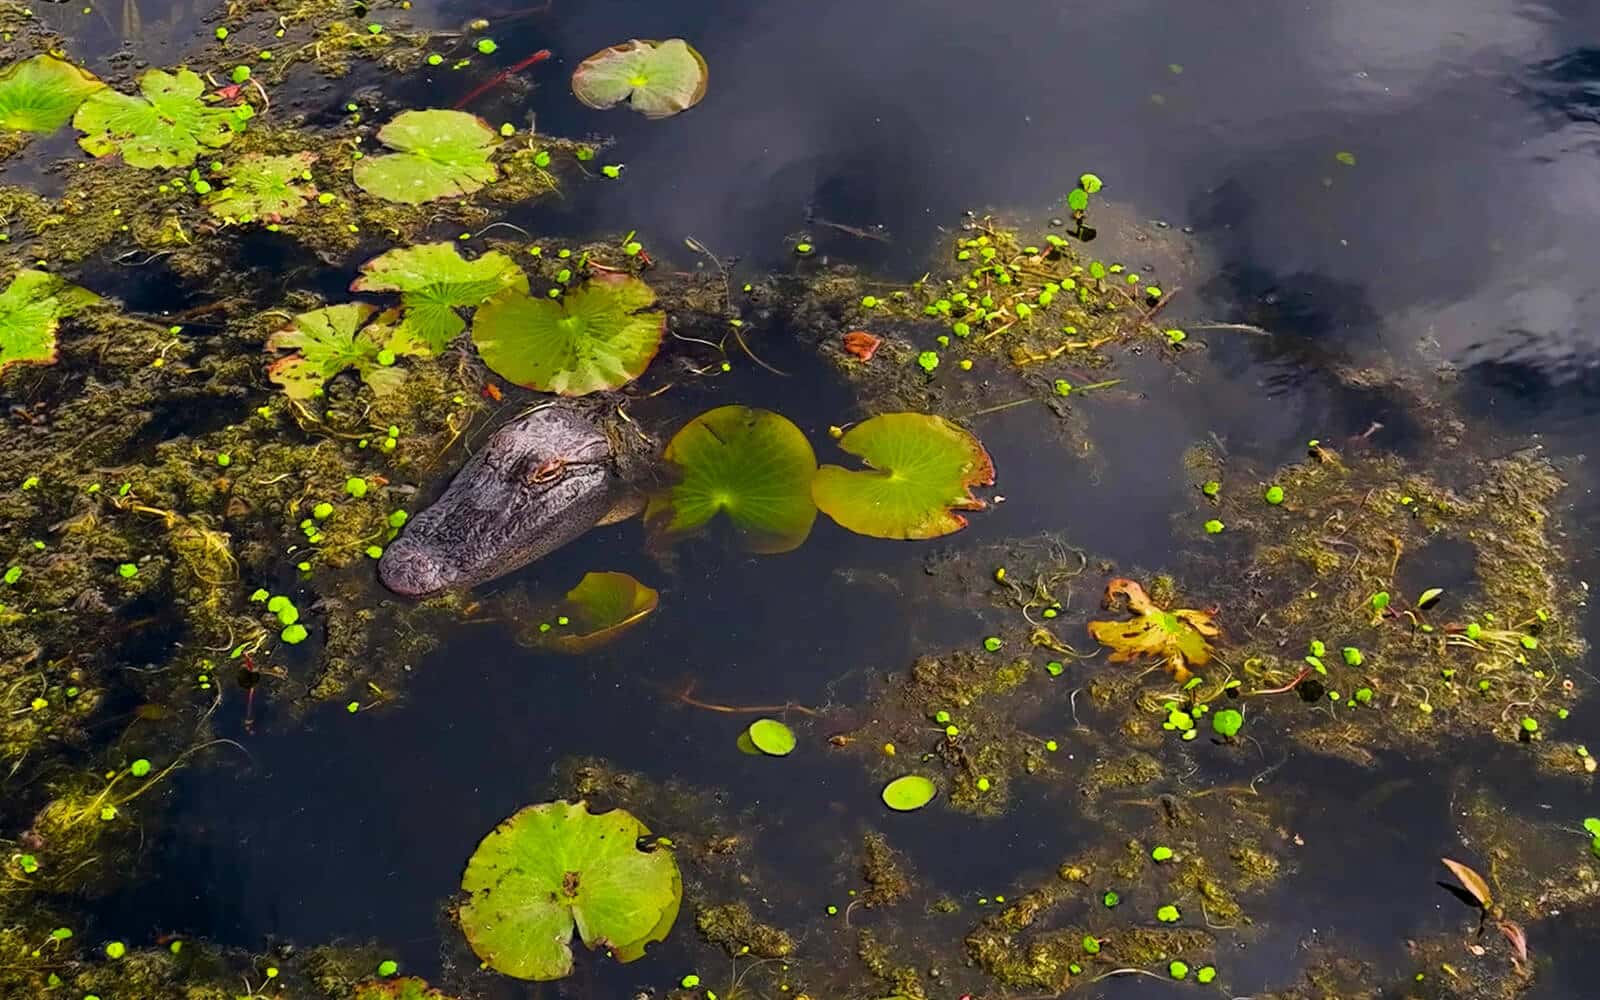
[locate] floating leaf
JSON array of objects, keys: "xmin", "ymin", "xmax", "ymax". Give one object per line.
[
  {"xmin": 459, "ymin": 800, "xmax": 681, "ymax": 980},
  {"xmin": 266, "ymin": 303, "xmax": 424, "ymax": 400},
  {"xmin": 811, "ymin": 413, "xmax": 993, "ymax": 539},
  {"xmin": 352, "ymin": 242, "xmax": 528, "ymax": 353},
  {"xmin": 571, "ymin": 39, "xmax": 708, "ymax": 119},
  {"xmin": 472, "ymin": 273, "xmax": 665, "ymax": 395},
  {"xmin": 746, "ymin": 718, "xmax": 796, "ymax": 756},
  {"xmin": 882, "ymin": 775, "xmax": 937, "ymax": 811},
  {"xmin": 548, "ymin": 571, "xmax": 659, "ymax": 653},
  {"xmin": 1417, "ymin": 587, "xmax": 1444, "ymax": 609},
  {"xmin": 74, "ymin": 68, "xmax": 247, "ymax": 168},
  {"xmin": 1211, "ymin": 708, "xmax": 1243, "ymax": 738},
  {"xmin": 1441, "ymin": 857, "xmax": 1494, "ymax": 910},
  {"xmin": 205, "ymin": 152, "xmax": 317, "ymax": 223},
  {"xmin": 645, "ymin": 406, "xmax": 818, "ymax": 554},
  {"xmin": 0, "ymin": 55, "xmax": 104, "ymax": 134},
  {"xmin": 1087, "ymin": 578, "xmax": 1218, "ymax": 683},
  {"xmin": 353, "ymin": 109, "xmax": 498, "ymax": 205},
  {"xmin": 0, "ymin": 270, "xmax": 101, "ymax": 377}
]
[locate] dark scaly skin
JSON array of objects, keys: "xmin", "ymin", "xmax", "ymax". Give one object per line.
[{"xmin": 378, "ymin": 404, "xmax": 618, "ymax": 598}]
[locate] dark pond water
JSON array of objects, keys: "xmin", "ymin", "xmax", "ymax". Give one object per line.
[{"xmin": 20, "ymin": 0, "xmax": 1600, "ymax": 997}]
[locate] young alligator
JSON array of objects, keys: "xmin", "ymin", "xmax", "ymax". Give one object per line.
[{"xmin": 378, "ymin": 402, "xmax": 652, "ymax": 598}]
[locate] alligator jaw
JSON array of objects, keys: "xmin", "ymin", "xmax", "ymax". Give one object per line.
[{"xmin": 378, "ymin": 405, "xmax": 617, "ymax": 599}]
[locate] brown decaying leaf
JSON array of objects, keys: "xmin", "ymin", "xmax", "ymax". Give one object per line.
[
  {"xmin": 1440, "ymin": 857, "xmax": 1494, "ymax": 909},
  {"xmin": 1496, "ymin": 919, "xmax": 1529, "ymax": 971},
  {"xmin": 1086, "ymin": 578, "xmax": 1219, "ymax": 682}
]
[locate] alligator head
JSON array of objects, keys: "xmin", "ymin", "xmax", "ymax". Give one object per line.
[{"xmin": 378, "ymin": 404, "xmax": 618, "ymax": 598}]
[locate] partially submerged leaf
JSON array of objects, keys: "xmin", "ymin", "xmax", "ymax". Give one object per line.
[
  {"xmin": 1441, "ymin": 857, "xmax": 1494, "ymax": 909},
  {"xmin": 746, "ymin": 718, "xmax": 796, "ymax": 756},
  {"xmin": 1086, "ymin": 578, "xmax": 1218, "ymax": 683},
  {"xmin": 811, "ymin": 413, "xmax": 993, "ymax": 539},
  {"xmin": 548, "ymin": 571, "xmax": 659, "ymax": 653},
  {"xmin": 471, "ymin": 273, "xmax": 665, "ymax": 395},
  {"xmin": 0, "ymin": 55, "xmax": 104, "ymax": 134},
  {"xmin": 74, "ymin": 68, "xmax": 247, "ymax": 168},
  {"xmin": 0, "ymin": 270, "xmax": 101, "ymax": 377},
  {"xmin": 882, "ymin": 775, "xmax": 937, "ymax": 811},
  {"xmin": 266, "ymin": 303, "xmax": 424, "ymax": 400},
  {"xmin": 644, "ymin": 406, "xmax": 818, "ymax": 554},
  {"xmin": 352, "ymin": 242, "xmax": 528, "ymax": 353},
  {"xmin": 571, "ymin": 39, "xmax": 708, "ymax": 119},
  {"xmin": 459, "ymin": 800, "xmax": 681, "ymax": 980},
  {"xmin": 205, "ymin": 152, "xmax": 318, "ymax": 223},
  {"xmin": 353, "ymin": 109, "xmax": 498, "ymax": 204}
]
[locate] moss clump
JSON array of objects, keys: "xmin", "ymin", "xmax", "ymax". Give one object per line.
[
  {"xmin": 856, "ymin": 929, "xmax": 927, "ymax": 1000},
  {"xmin": 696, "ymin": 902, "xmax": 795, "ymax": 959},
  {"xmin": 861, "ymin": 831, "xmax": 913, "ymax": 908}
]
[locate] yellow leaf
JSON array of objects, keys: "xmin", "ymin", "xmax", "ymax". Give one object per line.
[
  {"xmin": 1441, "ymin": 857, "xmax": 1493, "ymax": 909},
  {"xmin": 1086, "ymin": 578, "xmax": 1219, "ymax": 682}
]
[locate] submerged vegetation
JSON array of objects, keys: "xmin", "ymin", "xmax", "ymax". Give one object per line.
[{"xmin": 0, "ymin": 2, "xmax": 1593, "ymax": 999}]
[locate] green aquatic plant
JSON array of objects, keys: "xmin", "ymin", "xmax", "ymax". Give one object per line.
[
  {"xmin": 0, "ymin": 55, "xmax": 104, "ymax": 133},
  {"xmin": 547, "ymin": 571, "xmax": 659, "ymax": 652},
  {"xmin": 645, "ymin": 406, "xmax": 818, "ymax": 553},
  {"xmin": 746, "ymin": 718, "xmax": 796, "ymax": 756},
  {"xmin": 74, "ymin": 68, "xmax": 249, "ymax": 168},
  {"xmin": 570, "ymin": 39, "xmax": 708, "ymax": 119},
  {"xmin": 459, "ymin": 800, "xmax": 681, "ymax": 980},
  {"xmin": 204, "ymin": 152, "xmax": 318, "ymax": 223},
  {"xmin": 881, "ymin": 774, "xmax": 937, "ymax": 811},
  {"xmin": 811, "ymin": 413, "xmax": 994, "ymax": 539},
  {"xmin": 0, "ymin": 269, "xmax": 101, "ymax": 377},
  {"xmin": 472, "ymin": 273, "xmax": 665, "ymax": 395},
  {"xmin": 352, "ymin": 242, "xmax": 527, "ymax": 353},
  {"xmin": 1086, "ymin": 578, "xmax": 1218, "ymax": 683},
  {"xmin": 352, "ymin": 109, "xmax": 499, "ymax": 204},
  {"xmin": 265, "ymin": 303, "xmax": 425, "ymax": 400},
  {"xmin": 1211, "ymin": 708, "xmax": 1243, "ymax": 739}
]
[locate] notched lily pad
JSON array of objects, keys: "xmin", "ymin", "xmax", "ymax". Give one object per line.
[
  {"xmin": 0, "ymin": 269, "xmax": 101, "ymax": 377},
  {"xmin": 471, "ymin": 273, "xmax": 665, "ymax": 395},
  {"xmin": 459, "ymin": 800, "xmax": 682, "ymax": 980},
  {"xmin": 266, "ymin": 303, "xmax": 425, "ymax": 400},
  {"xmin": 548, "ymin": 571, "xmax": 660, "ymax": 653},
  {"xmin": 0, "ymin": 55, "xmax": 103, "ymax": 134},
  {"xmin": 74, "ymin": 68, "xmax": 248, "ymax": 168},
  {"xmin": 645, "ymin": 406, "xmax": 818, "ymax": 554},
  {"xmin": 352, "ymin": 242, "xmax": 528, "ymax": 354},
  {"xmin": 205, "ymin": 152, "xmax": 318, "ymax": 223},
  {"xmin": 1086, "ymin": 578, "xmax": 1218, "ymax": 683},
  {"xmin": 571, "ymin": 39, "xmax": 708, "ymax": 119},
  {"xmin": 353, "ymin": 109, "xmax": 498, "ymax": 205},
  {"xmin": 812, "ymin": 413, "xmax": 993, "ymax": 539}
]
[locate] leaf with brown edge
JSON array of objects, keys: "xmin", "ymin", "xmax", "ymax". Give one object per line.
[
  {"xmin": 1086, "ymin": 578, "xmax": 1218, "ymax": 683},
  {"xmin": 1441, "ymin": 857, "xmax": 1494, "ymax": 909}
]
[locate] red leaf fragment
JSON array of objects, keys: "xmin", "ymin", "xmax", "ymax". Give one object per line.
[{"xmin": 842, "ymin": 330, "xmax": 881, "ymax": 361}]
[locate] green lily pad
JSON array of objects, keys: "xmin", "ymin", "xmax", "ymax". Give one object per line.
[
  {"xmin": 74, "ymin": 68, "xmax": 247, "ymax": 168},
  {"xmin": 0, "ymin": 55, "xmax": 103, "ymax": 134},
  {"xmin": 812, "ymin": 413, "xmax": 994, "ymax": 539},
  {"xmin": 471, "ymin": 273, "xmax": 665, "ymax": 396},
  {"xmin": 644, "ymin": 406, "xmax": 817, "ymax": 554},
  {"xmin": 352, "ymin": 242, "xmax": 528, "ymax": 354},
  {"xmin": 746, "ymin": 718, "xmax": 796, "ymax": 756},
  {"xmin": 205, "ymin": 152, "xmax": 317, "ymax": 223},
  {"xmin": 549, "ymin": 571, "xmax": 659, "ymax": 653},
  {"xmin": 571, "ymin": 39, "xmax": 708, "ymax": 119},
  {"xmin": 459, "ymin": 800, "xmax": 681, "ymax": 980},
  {"xmin": 0, "ymin": 270, "xmax": 101, "ymax": 378},
  {"xmin": 882, "ymin": 775, "xmax": 937, "ymax": 811},
  {"xmin": 266, "ymin": 303, "xmax": 425, "ymax": 400},
  {"xmin": 353, "ymin": 109, "xmax": 498, "ymax": 205}
]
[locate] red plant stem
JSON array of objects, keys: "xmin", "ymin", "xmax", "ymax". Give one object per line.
[{"xmin": 453, "ymin": 49, "xmax": 552, "ymax": 110}]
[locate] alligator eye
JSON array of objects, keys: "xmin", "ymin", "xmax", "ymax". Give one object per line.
[{"xmin": 525, "ymin": 457, "xmax": 566, "ymax": 485}]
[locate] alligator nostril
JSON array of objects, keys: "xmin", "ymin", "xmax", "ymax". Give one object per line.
[{"xmin": 377, "ymin": 539, "xmax": 448, "ymax": 598}]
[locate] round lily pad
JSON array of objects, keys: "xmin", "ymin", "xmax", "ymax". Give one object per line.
[
  {"xmin": 881, "ymin": 775, "xmax": 936, "ymax": 811},
  {"xmin": 746, "ymin": 718, "xmax": 796, "ymax": 756},
  {"xmin": 549, "ymin": 571, "xmax": 660, "ymax": 653},
  {"xmin": 74, "ymin": 68, "xmax": 247, "ymax": 168},
  {"xmin": 459, "ymin": 800, "xmax": 681, "ymax": 980},
  {"xmin": 471, "ymin": 273, "xmax": 665, "ymax": 396},
  {"xmin": 352, "ymin": 241, "xmax": 528, "ymax": 354},
  {"xmin": 645, "ymin": 406, "xmax": 818, "ymax": 554},
  {"xmin": 0, "ymin": 55, "xmax": 103, "ymax": 134},
  {"xmin": 812, "ymin": 413, "xmax": 994, "ymax": 539},
  {"xmin": 571, "ymin": 39, "xmax": 708, "ymax": 119},
  {"xmin": 205, "ymin": 152, "xmax": 318, "ymax": 223},
  {"xmin": 353, "ymin": 109, "xmax": 499, "ymax": 205}
]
